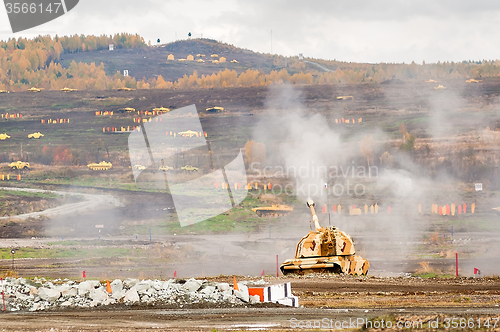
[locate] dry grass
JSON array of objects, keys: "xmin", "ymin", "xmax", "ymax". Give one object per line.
[
  {"xmin": 1, "ymin": 270, "xmax": 19, "ymax": 278},
  {"xmin": 439, "ymin": 249, "xmax": 455, "ymax": 258},
  {"xmin": 416, "ymin": 261, "xmax": 435, "ymax": 275},
  {"xmin": 429, "ymin": 232, "xmax": 444, "ymax": 245}
]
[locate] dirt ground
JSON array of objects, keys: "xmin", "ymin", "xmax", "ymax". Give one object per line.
[{"xmin": 0, "ymin": 275, "xmax": 499, "ymax": 331}]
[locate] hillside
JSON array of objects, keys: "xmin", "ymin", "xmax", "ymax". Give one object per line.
[
  {"xmin": 3, "ymin": 34, "xmax": 500, "ymax": 91},
  {"xmin": 58, "ymin": 38, "xmax": 304, "ymax": 82}
]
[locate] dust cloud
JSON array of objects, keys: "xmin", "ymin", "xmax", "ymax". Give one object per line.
[{"xmin": 248, "ymin": 83, "xmax": 500, "ymax": 276}]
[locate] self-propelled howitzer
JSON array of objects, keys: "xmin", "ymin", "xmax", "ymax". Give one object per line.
[{"xmin": 280, "ymin": 200, "xmax": 369, "ymax": 275}]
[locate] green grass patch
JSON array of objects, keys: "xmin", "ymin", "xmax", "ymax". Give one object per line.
[
  {"xmin": 51, "ymin": 103, "xmax": 73, "ymax": 109},
  {"xmin": 0, "ymin": 189, "xmax": 60, "ymax": 199},
  {"xmin": 413, "ymin": 272, "xmax": 455, "ymax": 278},
  {"xmin": 2, "ymin": 246, "xmax": 144, "ymax": 259}
]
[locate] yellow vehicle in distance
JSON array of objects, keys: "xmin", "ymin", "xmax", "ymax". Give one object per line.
[
  {"xmin": 152, "ymin": 107, "xmax": 170, "ymax": 112},
  {"xmin": 466, "ymin": 79, "xmax": 482, "ymax": 83},
  {"xmin": 252, "ymin": 204, "xmax": 294, "ymax": 217},
  {"xmin": 0, "ymin": 90, "xmax": 9, "ymax": 93},
  {"xmin": 60, "ymin": 87, "xmax": 77, "ymax": 92},
  {"xmin": 181, "ymin": 165, "xmax": 198, "ymax": 171},
  {"xmin": 119, "ymin": 107, "xmax": 136, "ymax": 112},
  {"xmin": 178, "ymin": 130, "xmax": 199, "ymax": 137},
  {"xmin": 133, "ymin": 165, "xmax": 146, "ymax": 170},
  {"xmin": 9, "ymin": 161, "xmax": 30, "ymax": 170},
  {"xmin": 28, "ymin": 132, "xmax": 44, "ymax": 139},
  {"xmin": 27, "ymin": 87, "xmax": 42, "ymax": 92},
  {"xmin": 116, "ymin": 87, "xmax": 135, "ymax": 91},
  {"xmin": 159, "ymin": 165, "xmax": 174, "ymax": 171},
  {"xmin": 0, "ymin": 133, "xmax": 11, "ymax": 140},
  {"xmin": 205, "ymin": 106, "xmax": 224, "ymax": 112},
  {"xmin": 87, "ymin": 161, "xmax": 112, "ymax": 170}
]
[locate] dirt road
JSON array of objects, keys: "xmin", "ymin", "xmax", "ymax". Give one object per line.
[{"xmin": 0, "ymin": 187, "xmax": 123, "ymax": 221}]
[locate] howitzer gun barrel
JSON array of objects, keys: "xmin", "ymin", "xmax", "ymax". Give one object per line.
[{"xmin": 306, "ymin": 200, "xmax": 321, "ymax": 231}]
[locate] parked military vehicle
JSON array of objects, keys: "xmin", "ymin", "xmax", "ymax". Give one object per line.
[
  {"xmin": 205, "ymin": 106, "xmax": 224, "ymax": 112},
  {"xmin": 152, "ymin": 107, "xmax": 170, "ymax": 112},
  {"xmin": 119, "ymin": 107, "xmax": 136, "ymax": 112},
  {"xmin": 159, "ymin": 165, "xmax": 174, "ymax": 171},
  {"xmin": 9, "ymin": 161, "xmax": 30, "ymax": 170},
  {"xmin": 178, "ymin": 130, "xmax": 199, "ymax": 137},
  {"xmin": 87, "ymin": 161, "xmax": 112, "ymax": 170},
  {"xmin": 28, "ymin": 132, "xmax": 44, "ymax": 139},
  {"xmin": 181, "ymin": 165, "xmax": 198, "ymax": 171},
  {"xmin": 60, "ymin": 87, "xmax": 77, "ymax": 92},
  {"xmin": 280, "ymin": 200, "xmax": 369, "ymax": 276},
  {"xmin": 252, "ymin": 204, "xmax": 293, "ymax": 217}
]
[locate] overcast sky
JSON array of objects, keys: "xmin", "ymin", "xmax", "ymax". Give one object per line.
[{"xmin": 0, "ymin": 0, "xmax": 499, "ymax": 63}]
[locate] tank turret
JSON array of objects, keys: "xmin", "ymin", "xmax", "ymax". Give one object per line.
[{"xmin": 280, "ymin": 200, "xmax": 369, "ymax": 275}]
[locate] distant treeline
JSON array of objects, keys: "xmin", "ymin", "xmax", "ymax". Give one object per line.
[
  {"xmin": 1, "ymin": 34, "xmax": 500, "ymax": 91},
  {"xmin": 0, "ymin": 33, "xmax": 145, "ymax": 91}
]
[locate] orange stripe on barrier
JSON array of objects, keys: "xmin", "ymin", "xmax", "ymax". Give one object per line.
[{"xmin": 248, "ymin": 288, "xmax": 264, "ymax": 302}]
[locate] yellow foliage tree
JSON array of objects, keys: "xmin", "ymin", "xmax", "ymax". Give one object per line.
[{"xmin": 244, "ymin": 141, "xmax": 266, "ymax": 166}]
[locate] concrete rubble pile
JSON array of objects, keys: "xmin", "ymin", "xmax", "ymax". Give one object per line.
[{"xmin": 2, "ymin": 277, "xmax": 263, "ymax": 312}]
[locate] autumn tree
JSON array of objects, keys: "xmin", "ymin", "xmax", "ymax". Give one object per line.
[
  {"xmin": 399, "ymin": 123, "xmax": 407, "ymax": 141},
  {"xmin": 52, "ymin": 145, "xmax": 73, "ymax": 165},
  {"xmin": 379, "ymin": 151, "xmax": 393, "ymax": 167},
  {"xmin": 359, "ymin": 135, "xmax": 375, "ymax": 166},
  {"xmin": 401, "ymin": 132, "xmax": 416, "ymax": 151},
  {"xmin": 244, "ymin": 140, "xmax": 266, "ymax": 166}
]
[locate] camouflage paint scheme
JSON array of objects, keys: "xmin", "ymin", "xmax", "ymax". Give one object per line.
[{"xmin": 280, "ymin": 200, "xmax": 369, "ymax": 276}]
